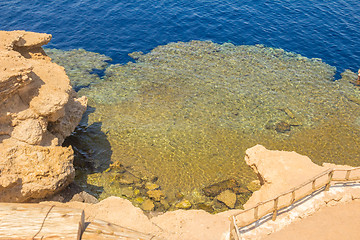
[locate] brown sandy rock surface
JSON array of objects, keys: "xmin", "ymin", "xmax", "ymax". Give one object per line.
[
  {"xmin": 263, "ymin": 200, "xmax": 360, "ymax": 240},
  {"xmin": 244, "ymin": 144, "xmax": 335, "ymax": 208},
  {"xmin": 0, "ymin": 30, "xmax": 87, "ymax": 202},
  {"xmin": 36, "ymin": 145, "xmax": 359, "ymax": 240},
  {"xmin": 216, "ymin": 190, "xmax": 237, "ymax": 209},
  {"xmin": 236, "ymin": 145, "xmax": 359, "ymax": 240},
  {"xmin": 42, "ymin": 196, "xmax": 240, "ymax": 240}
]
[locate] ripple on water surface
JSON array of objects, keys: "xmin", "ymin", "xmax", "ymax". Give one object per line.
[{"xmin": 46, "ymin": 41, "xmax": 360, "ymax": 212}]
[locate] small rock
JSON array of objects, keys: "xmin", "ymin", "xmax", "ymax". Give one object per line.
[
  {"xmin": 284, "ymin": 108, "xmax": 295, "ymax": 119},
  {"xmin": 117, "ymin": 172, "xmax": 140, "ymax": 185},
  {"xmin": 191, "ymin": 188, "xmax": 207, "ymax": 202},
  {"xmin": 196, "ymin": 203, "xmax": 214, "ymax": 213},
  {"xmin": 142, "ymin": 199, "xmax": 155, "ymax": 211},
  {"xmin": 160, "ymin": 199, "xmax": 170, "ymax": 210},
  {"xmin": 247, "ymin": 180, "xmax": 261, "ymax": 192},
  {"xmin": 80, "ymin": 191, "xmax": 99, "ymax": 204},
  {"xmin": 70, "ymin": 191, "xmax": 98, "ymax": 204},
  {"xmin": 216, "ymin": 190, "xmax": 237, "ymax": 209},
  {"xmin": 175, "ymin": 199, "xmax": 192, "ymax": 209},
  {"xmin": 109, "ymin": 161, "xmax": 127, "ymax": 173},
  {"xmin": 175, "ymin": 191, "xmax": 184, "ymax": 200},
  {"xmin": 134, "ymin": 197, "xmax": 145, "ymax": 204},
  {"xmin": 265, "ymin": 120, "xmax": 276, "ymax": 130},
  {"xmin": 145, "ymin": 182, "xmax": 160, "ymax": 190},
  {"xmin": 275, "ymin": 121, "xmax": 291, "ymax": 133},
  {"xmin": 133, "ymin": 189, "xmax": 140, "ymax": 196},
  {"xmin": 120, "ymin": 188, "xmax": 134, "ymax": 198},
  {"xmin": 232, "ymin": 186, "xmax": 250, "ymax": 194},
  {"xmin": 203, "ymin": 178, "xmax": 249, "ymax": 197},
  {"xmin": 147, "ymin": 189, "xmax": 165, "ymax": 201}
]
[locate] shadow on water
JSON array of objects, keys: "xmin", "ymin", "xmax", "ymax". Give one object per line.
[{"xmin": 62, "ymin": 106, "xmax": 112, "ymax": 198}]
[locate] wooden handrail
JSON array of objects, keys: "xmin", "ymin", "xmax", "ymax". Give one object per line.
[{"xmin": 230, "ymin": 167, "xmax": 360, "ymax": 240}]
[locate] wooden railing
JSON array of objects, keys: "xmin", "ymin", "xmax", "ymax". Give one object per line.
[{"xmin": 229, "ymin": 167, "xmax": 360, "ymax": 240}]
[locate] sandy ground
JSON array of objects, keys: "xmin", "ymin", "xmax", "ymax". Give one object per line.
[{"xmin": 263, "ymin": 200, "xmax": 360, "ymax": 240}]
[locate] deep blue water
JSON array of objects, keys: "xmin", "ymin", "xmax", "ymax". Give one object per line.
[{"xmin": 1, "ymin": 0, "xmax": 360, "ymax": 76}]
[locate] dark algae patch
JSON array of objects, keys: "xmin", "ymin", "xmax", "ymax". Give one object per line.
[{"xmin": 46, "ymin": 41, "xmax": 360, "ymax": 213}]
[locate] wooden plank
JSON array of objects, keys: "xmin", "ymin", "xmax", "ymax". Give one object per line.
[
  {"xmin": 0, "ymin": 203, "xmax": 84, "ymax": 240},
  {"xmin": 81, "ymin": 219, "xmax": 154, "ymax": 240},
  {"xmin": 272, "ymin": 197, "xmax": 279, "ymax": 221}
]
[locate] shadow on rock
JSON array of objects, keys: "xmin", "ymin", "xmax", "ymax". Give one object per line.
[{"xmin": 62, "ymin": 106, "xmax": 112, "ymax": 198}]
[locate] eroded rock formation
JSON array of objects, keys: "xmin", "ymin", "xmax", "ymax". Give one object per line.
[
  {"xmin": 243, "ymin": 145, "xmax": 330, "ymax": 208},
  {"xmin": 0, "ymin": 30, "xmax": 87, "ymax": 202}
]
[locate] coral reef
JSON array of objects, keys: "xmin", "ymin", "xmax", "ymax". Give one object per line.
[{"xmin": 46, "ymin": 41, "xmax": 360, "ymax": 212}]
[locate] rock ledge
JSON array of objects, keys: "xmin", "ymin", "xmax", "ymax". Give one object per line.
[{"xmin": 0, "ymin": 30, "xmax": 87, "ymax": 202}]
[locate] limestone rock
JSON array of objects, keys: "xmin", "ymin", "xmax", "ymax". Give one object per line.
[
  {"xmin": 147, "ymin": 190, "xmax": 165, "ymax": 202},
  {"xmin": 203, "ymin": 178, "xmax": 249, "ymax": 197},
  {"xmin": 145, "ymin": 182, "xmax": 160, "ymax": 190},
  {"xmin": 247, "ymin": 180, "xmax": 261, "ymax": 192},
  {"xmin": 175, "ymin": 199, "xmax": 192, "ymax": 209},
  {"xmin": 0, "ymin": 143, "xmax": 75, "ymax": 202},
  {"xmin": 142, "ymin": 199, "xmax": 155, "ymax": 211},
  {"xmin": 216, "ymin": 190, "xmax": 237, "ymax": 209},
  {"xmin": 0, "ymin": 30, "xmax": 87, "ymax": 202},
  {"xmin": 243, "ymin": 144, "xmax": 328, "ymax": 208},
  {"xmin": 70, "ymin": 191, "xmax": 99, "ymax": 204},
  {"xmin": 275, "ymin": 121, "xmax": 291, "ymax": 133}
]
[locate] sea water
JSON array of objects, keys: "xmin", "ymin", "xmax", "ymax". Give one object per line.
[{"xmin": 1, "ymin": 0, "xmax": 360, "ymax": 74}]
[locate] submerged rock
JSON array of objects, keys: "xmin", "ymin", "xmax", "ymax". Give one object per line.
[
  {"xmin": 141, "ymin": 199, "xmax": 155, "ymax": 211},
  {"xmin": 147, "ymin": 190, "xmax": 165, "ymax": 202},
  {"xmin": 216, "ymin": 190, "xmax": 237, "ymax": 209},
  {"xmin": 145, "ymin": 182, "xmax": 160, "ymax": 190},
  {"xmin": 70, "ymin": 191, "xmax": 99, "ymax": 204},
  {"xmin": 175, "ymin": 199, "xmax": 192, "ymax": 209},
  {"xmin": 275, "ymin": 121, "xmax": 291, "ymax": 133},
  {"xmin": 203, "ymin": 179, "xmax": 249, "ymax": 197}
]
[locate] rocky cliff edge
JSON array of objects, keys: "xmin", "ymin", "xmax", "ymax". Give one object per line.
[{"xmin": 0, "ymin": 30, "xmax": 87, "ymax": 202}]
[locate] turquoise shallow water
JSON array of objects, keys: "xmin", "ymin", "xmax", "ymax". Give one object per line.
[{"xmin": 46, "ymin": 42, "xmax": 360, "ymax": 212}]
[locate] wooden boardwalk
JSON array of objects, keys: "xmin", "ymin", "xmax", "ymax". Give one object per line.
[
  {"xmin": 229, "ymin": 167, "xmax": 360, "ymax": 240},
  {"xmin": 0, "ymin": 203, "xmax": 154, "ymax": 240}
]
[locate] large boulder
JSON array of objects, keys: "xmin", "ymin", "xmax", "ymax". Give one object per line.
[
  {"xmin": 0, "ymin": 30, "xmax": 87, "ymax": 202},
  {"xmin": 243, "ymin": 145, "xmax": 346, "ymax": 209}
]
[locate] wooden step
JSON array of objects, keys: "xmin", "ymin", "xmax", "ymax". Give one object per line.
[
  {"xmin": 0, "ymin": 203, "xmax": 84, "ymax": 240},
  {"xmin": 81, "ymin": 219, "xmax": 154, "ymax": 240}
]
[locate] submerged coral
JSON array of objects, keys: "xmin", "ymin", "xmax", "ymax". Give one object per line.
[
  {"xmin": 44, "ymin": 48, "xmax": 111, "ymax": 91},
  {"xmin": 47, "ymin": 41, "xmax": 360, "ymax": 212}
]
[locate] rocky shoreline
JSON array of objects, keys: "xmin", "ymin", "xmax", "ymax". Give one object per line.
[
  {"xmin": 1, "ymin": 30, "xmax": 360, "ymax": 240},
  {"xmin": 0, "ymin": 30, "xmax": 87, "ymax": 202},
  {"xmin": 39, "ymin": 145, "xmax": 360, "ymax": 240}
]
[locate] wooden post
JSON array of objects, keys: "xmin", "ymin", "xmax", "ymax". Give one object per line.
[
  {"xmin": 229, "ymin": 216, "xmax": 235, "ymax": 240},
  {"xmin": 254, "ymin": 205, "xmax": 259, "ymax": 220},
  {"xmin": 312, "ymin": 179, "xmax": 316, "ymax": 191},
  {"xmin": 325, "ymin": 170, "xmax": 334, "ymax": 191},
  {"xmin": 345, "ymin": 170, "xmax": 351, "ymax": 180},
  {"xmin": 272, "ymin": 197, "xmax": 279, "ymax": 221},
  {"xmin": 228, "ymin": 216, "xmax": 240, "ymax": 240},
  {"xmin": 291, "ymin": 190, "xmax": 296, "ymax": 204}
]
